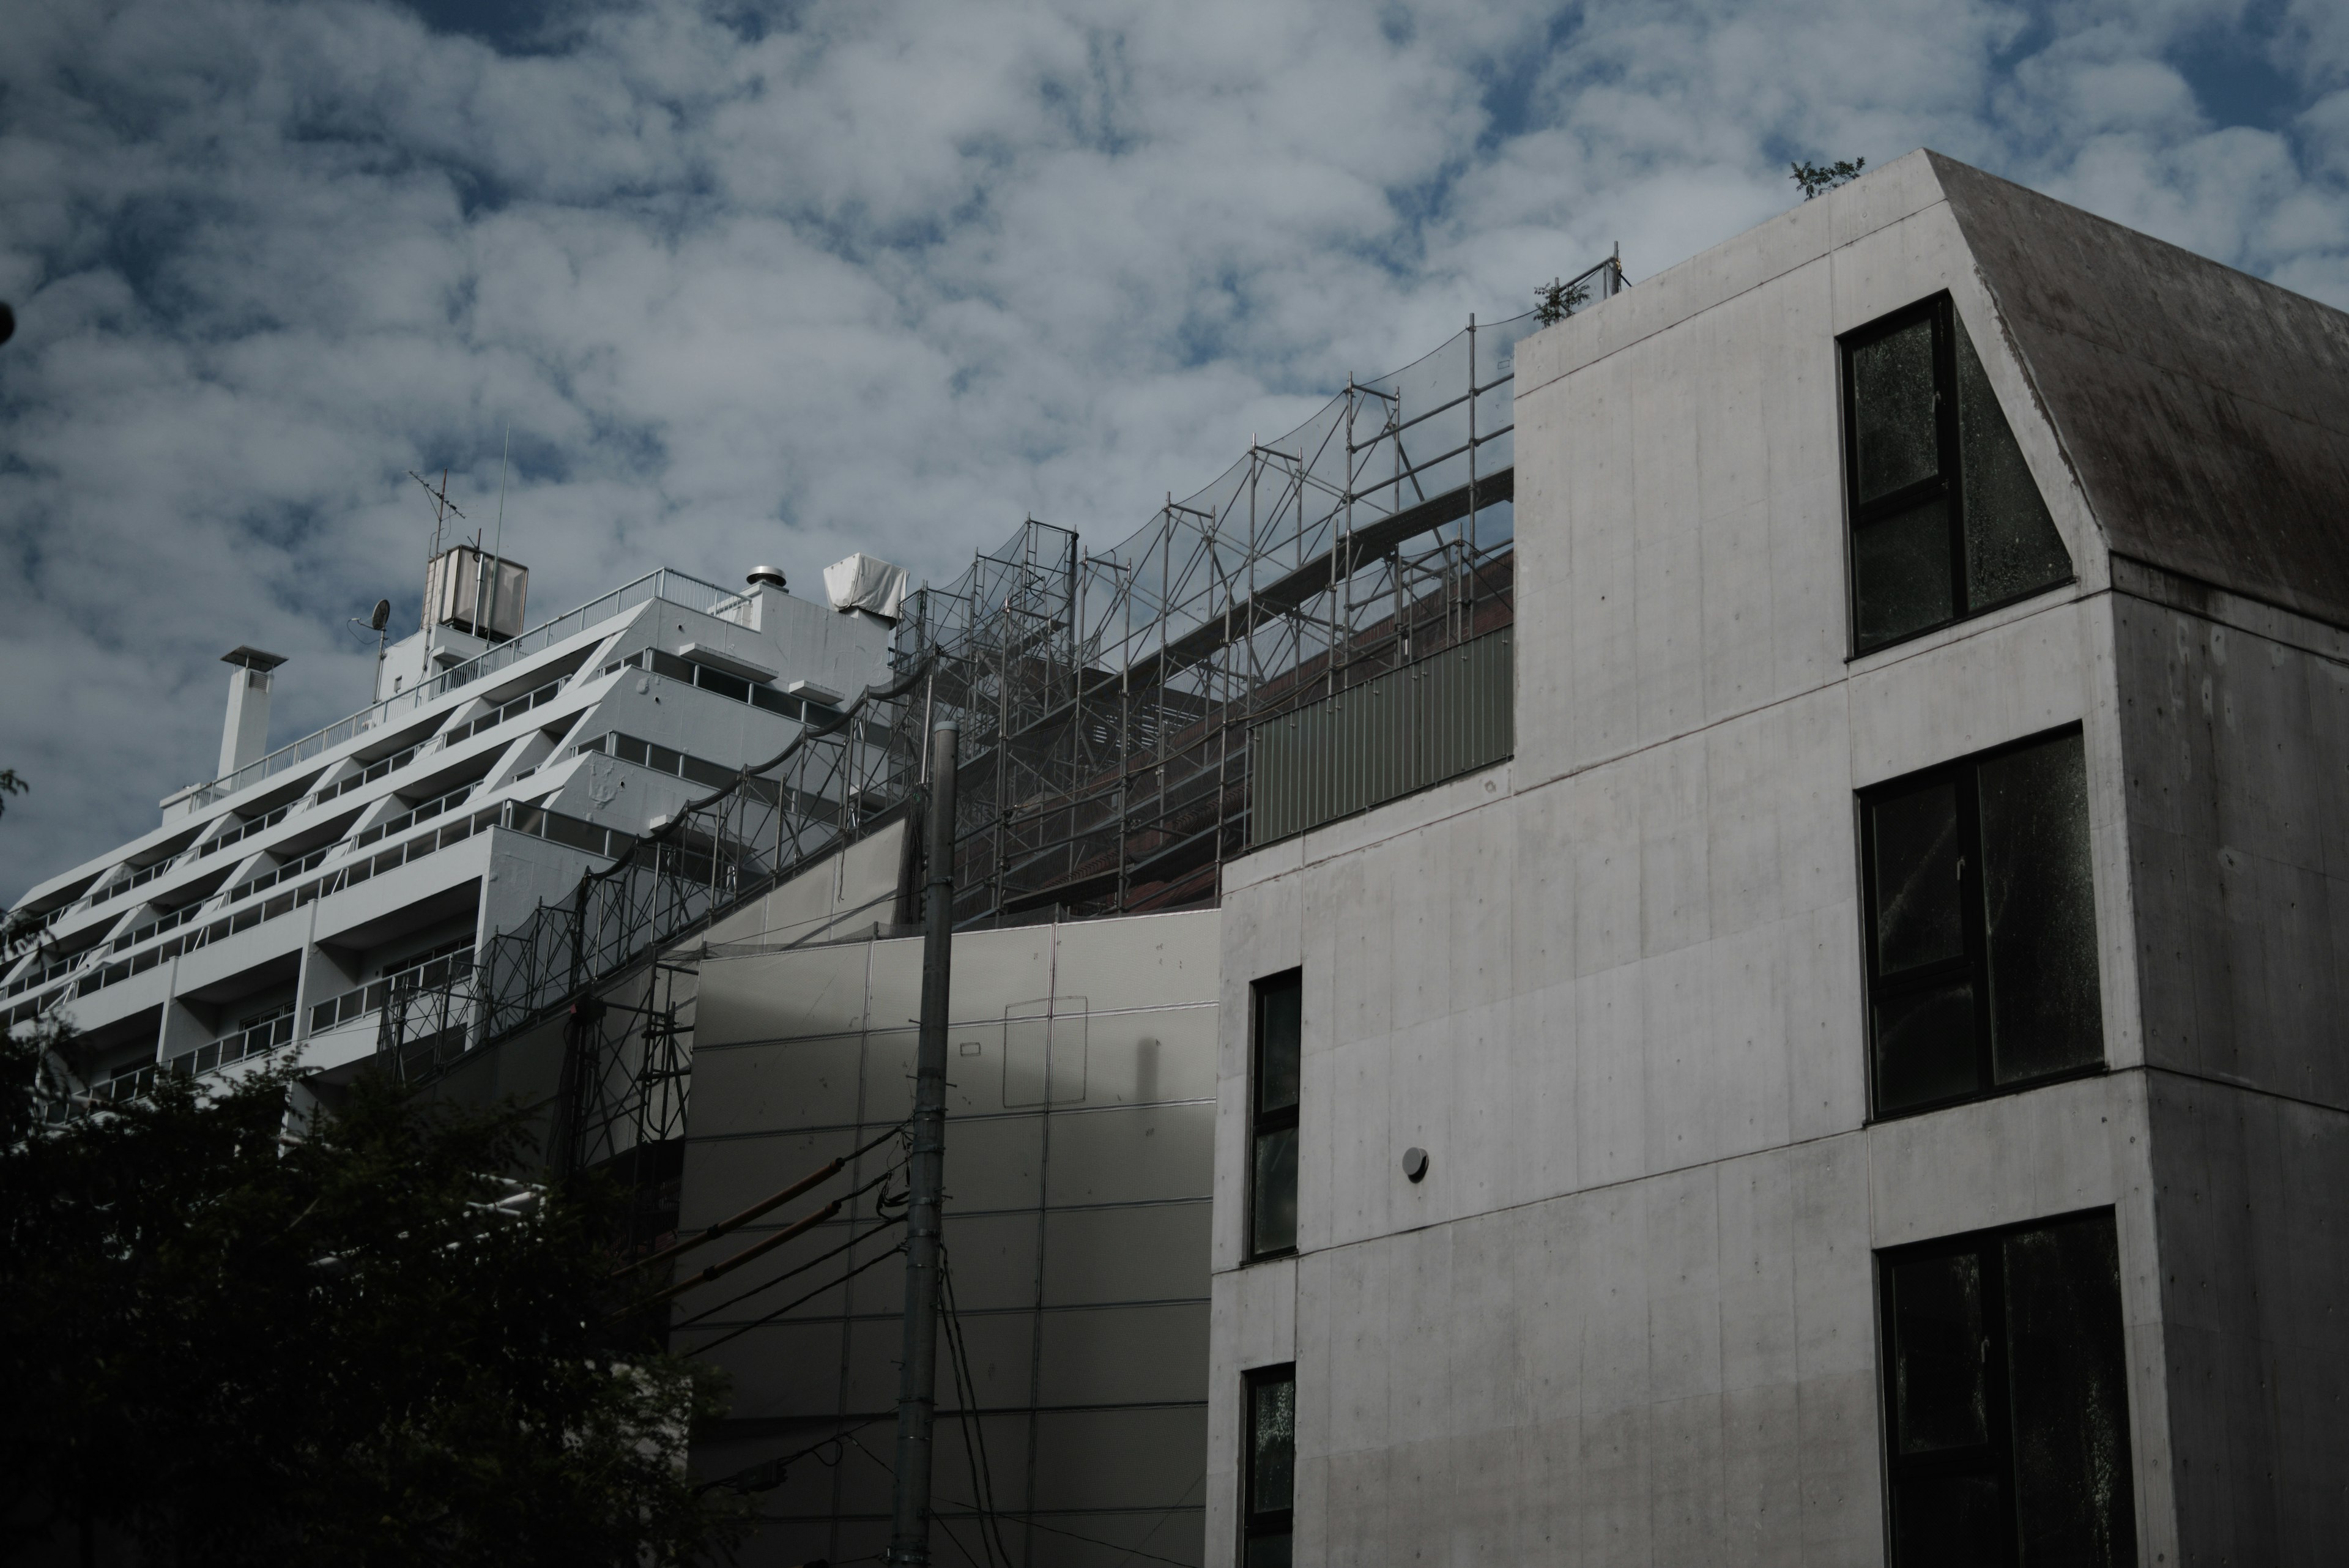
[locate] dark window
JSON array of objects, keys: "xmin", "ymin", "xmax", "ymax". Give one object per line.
[
  {"xmin": 1249, "ymin": 971, "xmax": 1302, "ymax": 1260},
  {"xmin": 1842, "ymin": 295, "xmax": 2074, "ymax": 653},
  {"xmin": 1242, "ymin": 1364, "xmax": 1296, "ymax": 1567},
  {"xmin": 1860, "ymin": 727, "xmax": 2103, "ymax": 1118},
  {"xmin": 1880, "ymin": 1210, "xmax": 2138, "ymax": 1567}
]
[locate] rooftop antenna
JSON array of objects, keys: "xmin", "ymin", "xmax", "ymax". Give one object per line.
[{"xmin": 408, "ymin": 468, "xmax": 466, "ymax": 684}]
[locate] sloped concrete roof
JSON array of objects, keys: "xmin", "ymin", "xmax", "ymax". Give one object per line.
[{"xmin": 1932, "ymin": 152, "xmax": 2349, "ymax": 628}]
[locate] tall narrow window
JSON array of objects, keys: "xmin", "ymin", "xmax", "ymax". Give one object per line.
[
  {"xmin": 1242, "ymin": 1364, "xmax": 1296, "ymax": 1567},
  {"xmin": 1842, "ymin": 295, "xmax": 2073, "ymax": 653},
  {"xmin": 1249, "ymin": 971, "xmax": 1302, "ymax": 1260},
  {"xmin": 1880, "ymin": 1211, "xmax": 2138, "ymax": 1567},
  {"xmin": 1860, "ymin": 727, "xmax": 2103, "ymax": 1118}
]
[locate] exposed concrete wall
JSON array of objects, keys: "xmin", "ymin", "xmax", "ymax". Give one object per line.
[
  {"xmin": 2112, "ymin": 584, "xmax": 2349, "ymax": 1104},
  {"xmin": 2109, "ymin": 574, "xmax": 2349, "ymax": 1561},
  {"xmin": 1208, "ymin": 152, "xmax": 2199, "ymax": 1567}
]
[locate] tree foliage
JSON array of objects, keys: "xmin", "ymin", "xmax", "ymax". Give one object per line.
[
  {"xmin": 1791, "ymin": 157, "xmax": 1866, "ymax": 199},
  {"xmin": 0, "ymin": 1029, "xmax": 745, "ymax": 1566},
  {"xmin": 1534, "ymin": 275, "xmax": 1591, "ymax": 326}
]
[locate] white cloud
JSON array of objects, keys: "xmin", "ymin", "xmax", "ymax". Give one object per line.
[{"xmin": 2, "ymin": 0, "xmax": 2346, "ymax": 900}]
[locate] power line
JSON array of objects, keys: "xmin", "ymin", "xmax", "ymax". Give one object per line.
[
  {"xmin": 693, "ymin": 1414, "xmax": 886, "ymax": 1498},
  {"xmin": 686, "ymin": 1240, "xmax": 909, "ymax": 1357},
  {"xmin": 670, "ymin": 1206, "xmax": 908, "ymax": 1331},
  {"xmin": 940, "ymin": 1248, "xmax": 1016, "ymax": 1568}
]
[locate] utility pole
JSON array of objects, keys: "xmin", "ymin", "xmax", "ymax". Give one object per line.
[{"xmin": 887, "ymin": 719, "xmax": 959, "ymax": 1566}]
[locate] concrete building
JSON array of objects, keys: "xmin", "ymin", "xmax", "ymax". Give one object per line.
[
  {"xmin": 15, "ymin": 145, "xmax": 2343, "ymax": 1568},
  {"xmin": 5, "ymin": 550, "xmax": 891, "ymax": 1105},
  {"xmin": 1206, "ymin": 151, "xmax": 2349, "ymax": 1567}
]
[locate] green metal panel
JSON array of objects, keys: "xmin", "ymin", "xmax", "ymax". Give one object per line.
[{"xmin": 1249, "ymin": 628, "xmax": 1513, "ymax": 846}]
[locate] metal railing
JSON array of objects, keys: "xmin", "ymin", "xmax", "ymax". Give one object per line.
[
  {"xmin": 90, "ymin": 855, "xmax": 182, "ymax": 906},
  {"xmin": 309, "ymin": 940, "xmax": 476, "ymax": 1035},
  {"xmin": 353, "ymin": 784, "xmax": 476, "ymax": 850},
  {"xmin": 440, "ymin": 677, "xmax": 569, "ymax": 749},
  {"xmin": 168, "ymin": 1009, "xmax": 296, "ymax": 1078},
  {"xmin": 314, "ymin": 744, "xmax": 425, "ymax": 805},
  {"xmin": 196, "ymin": 802, "xmax": 294, "ymax": 859},
  {"xmin": 1, "ymin": 799, "xmax": 633, "ymax": 1029},
  {"xmin": 182, "ymin": 567, "xmax": 745, "ymax": 806}
]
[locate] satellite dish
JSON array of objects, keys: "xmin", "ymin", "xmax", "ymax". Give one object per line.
[{"xmin": 369, "ymin": 598, "xmax": 392, "ymax": 632}]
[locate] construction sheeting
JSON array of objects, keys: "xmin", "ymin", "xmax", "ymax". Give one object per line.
[{"xmin": 822, "ymin": 552, "xmax": 909, "ymax": 620}]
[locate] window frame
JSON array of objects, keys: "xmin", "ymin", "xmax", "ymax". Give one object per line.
[
  {"xmin": 1241, "ymin": 1362, "xmax": 1297, "ymax": 1564},
  {"xmin": 1857, "ymin": 723, "xmax": 2104, "ymax": 1122},
  {"xmin": 1839, "ymin": 292, "xmax": 2075, "ymax": 657},
  {"xmin": 1874, "ymin": 1208, "xmax": 2137, "ymax": 1568},
  {"xmin": 1246, "ymin": 969, "xmax": 1302, "ymax": 1262}
]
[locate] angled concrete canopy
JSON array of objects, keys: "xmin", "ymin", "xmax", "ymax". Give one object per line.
[{"xmin": 1933, "ymin": 151, "xmax": 2349, "ymax": 628}]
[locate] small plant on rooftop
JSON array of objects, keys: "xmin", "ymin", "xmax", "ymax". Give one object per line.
[
  {"xmin": 1534, "ymin": 276, "xmax": 1591, "ymax": 326},
  {"xmin": 1792, "ymin": 157, "xmax": 1866, "ymax": 199}
]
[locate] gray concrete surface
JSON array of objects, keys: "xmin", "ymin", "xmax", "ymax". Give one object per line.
[{"xmin": 1206, "ymin": 150, "xmax": 2349, "ymax": 1566}]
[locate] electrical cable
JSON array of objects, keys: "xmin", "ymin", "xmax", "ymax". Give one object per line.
[
  {"xmin": 620, "ymin": 1154, "xmax": 908, "ymax": 1318},
  {"xmin": 614, "ymin": 1118, "xmax": 907, "ymax": 1279},
  {"xmin": 940, "ymin": 1248, "xmax": 1017, "ymax": 1568},
  {"xmin": 686, "ymin": 1239, "xmax": 908, "ymax": 1356},
  {"xmin": 670, "ymin": 1206, "xmax": 908, "ymax": 1331},
  {"xmin": 938, "ymin": 1252, "xmax": 1003, "ymax": 1568},
  {"xmin": 692, "ymin": 1414, "xmax": 886, "ymax": 1497}
]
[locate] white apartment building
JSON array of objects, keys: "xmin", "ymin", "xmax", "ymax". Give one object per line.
[{"xmin": 5, "ymin": 551, "xmax": 896, "ymax": 1110}]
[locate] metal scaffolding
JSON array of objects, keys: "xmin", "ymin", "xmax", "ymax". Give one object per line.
[{"xmin": 381, "ymin": 258, "xmax": 1628, "ymax": 1171}]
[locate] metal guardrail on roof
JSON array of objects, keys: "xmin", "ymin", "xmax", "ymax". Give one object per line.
[{"xmin": 182, "ymin": 567, "xmax": 752, "ymax": 806}]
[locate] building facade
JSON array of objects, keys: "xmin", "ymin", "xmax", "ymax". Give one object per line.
[
  {"xmin": 1206, "ymin": 152, "xmax": 2349, "ymax": 1567},
  {"xmin": 14, "ymin": 146, "xmax": 2343, "ymax": 1568},
  {"xmin": 6, "ymin": 554, "xmax": 890, "ymax": 1107}
]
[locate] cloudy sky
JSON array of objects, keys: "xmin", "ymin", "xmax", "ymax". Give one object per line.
[{"xmin": 2, "ymin": 0, "xmax": 2343, "ymax": 899}]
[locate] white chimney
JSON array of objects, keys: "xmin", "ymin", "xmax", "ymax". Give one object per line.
[{"xmin": 218, "ymin": 647, "xmax": 286, "ymax": 778}]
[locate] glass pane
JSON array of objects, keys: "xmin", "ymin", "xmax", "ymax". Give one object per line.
[
  {"xmin": 1250, "ymin": 1374, "xmax": 1297, "ymax": 1514},
  {"xmin": 1893, "ymin": 1474, "xmax": 2008, "ymax": 1568},
  {"xmin": 1252, "ymin": 1129, "xmax": 1299, "ymax": 1255},
  {"xmin": 1852, "ymin": 318, "xmax": 1942, "ymax": 502},
  {"xmin": 1256, "ymin": 978, "xmax": 1302, "ymax": 1115},
  {"xmin": 1246, "ymin": 1533, "xmax": 1294, "ymax": 1568},
  {"xmin": 2005, "ymin": 1216, "xmax": 2137, "ymax": 1567},
  {"xmin": 1978, "ymin": 734, "xmax": 2105, "ymax": 1083},
  {"xmin": 1872, "ymin": 781, "xmax": 1965, "ymax": 975},
  {"xmin": 1891, "ymin": 1251, "xmax": 1990, "ymax": 1454},
  {"xmin": 1855, "ymin": 497, "xmax": 1955, "ymax": 650},
  {"xmin": 1956, "ymin": 313, "xmax": 2073, "ymax": 607},
  {"xmin": 1876, "ymin": 983, "xmax": 1980, "ymax": 1111}
]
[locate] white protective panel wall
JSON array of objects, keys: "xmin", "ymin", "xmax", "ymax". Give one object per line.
[{"xmin": 682, "ymin": 908, "xmax": 1220, "ymax": 1568}]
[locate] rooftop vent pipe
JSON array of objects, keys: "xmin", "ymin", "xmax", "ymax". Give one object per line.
[
  {"xmin": 746, "ymin": 564, "xmax": 788, "ymax": 591},
  {"xmin": 218, "ymin": 646, "xmax": 286, "ymax": 779}
]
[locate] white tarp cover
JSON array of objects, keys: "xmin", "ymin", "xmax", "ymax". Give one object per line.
[{"xmin": 822, "ymin": 552, "xmax": 910, "ymax": 619}]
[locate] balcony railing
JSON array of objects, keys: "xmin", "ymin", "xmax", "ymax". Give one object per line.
[
  {"xmin": 196, "ymin": 801, "xmax": 294, "ymax": 860},
  {"xmin": 352, "ymin": 784, "xmax": 475, "ymax": 850},
  {"xmin": 308, "ymin": 940, "xmax": 475, "ymax": 1035},
  {"xmin": 184, "ymin": 567, "xmax": 745, "ymax": 806},
  {"xmin": 314, "ymin": 743, "xmax": 425, "ymax": 806},
  {"xmin": 1, "ymin": 800, "xmax": 634, "ymax": 1029},
  {"xmin": 168, "ymin": 1010, "xmax": 296, "ymax": 1079}
]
